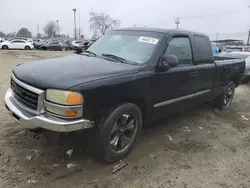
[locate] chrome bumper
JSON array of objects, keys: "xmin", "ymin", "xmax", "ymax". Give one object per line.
[{"xmin": 5, "ymin": 88, "xmax": 94, "ymax": 132}]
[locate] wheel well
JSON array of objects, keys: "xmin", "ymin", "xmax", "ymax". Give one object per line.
[
  {"xmin": 127, "ymin": 98, "xmax": 146, "ymax": 118},
  {"xmin": 95, "ymin": 98, "xmax": 147, "ymax": 124},
  {"xmin": 230, "ymin": 75, "xmax": 240, "ymax": 87}
]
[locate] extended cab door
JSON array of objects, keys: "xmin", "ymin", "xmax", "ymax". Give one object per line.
[
  {"xmin": 151, "ymin": 35, "xmax": 199, "ymax": 119},
  {"xmin": 192, "ymin": 35, "xmax": 216, "ymax": 101}
]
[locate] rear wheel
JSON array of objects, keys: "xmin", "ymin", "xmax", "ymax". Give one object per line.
[
  {"xmin": 25, "ymin": 46, "xmax": 31, "ymax": 50},
  {"xmin": 88, "ymin": 103, "xmax": 142, "ymax": 162},
  {"xmin": 2, "ymin": 45, "xmax": 8, "ymax": 49},
  {"xmin": 213, "ymin": 81, "xmax": 235, "ymax": 110}
]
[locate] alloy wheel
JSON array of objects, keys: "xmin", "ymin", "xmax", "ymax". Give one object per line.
[
  {"xmin": 223, "ymin": 85, "xmax": 234, "ymax": 108},
  {"xmin": 109, "ymin": 114, "xmax": 137, "ymax": 153}
]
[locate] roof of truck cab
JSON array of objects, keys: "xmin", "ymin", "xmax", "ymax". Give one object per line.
[{"xmin": 113, "ymin": 27, "xmax": 207, "ymax": 36}]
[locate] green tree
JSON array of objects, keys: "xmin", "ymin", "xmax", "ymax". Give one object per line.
[{"xmin": 16, "ymin": 28, "xmax": 32, "ymax": 38}]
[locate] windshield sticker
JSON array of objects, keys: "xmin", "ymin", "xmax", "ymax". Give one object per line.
[{"xmin": 138, "ymin": 37, "xmax": 159, "ymax": 45}]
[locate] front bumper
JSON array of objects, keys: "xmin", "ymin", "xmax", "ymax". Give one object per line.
[{"xmin": 5, "ymin": 88, "xmax": 94, "ymax": 132}]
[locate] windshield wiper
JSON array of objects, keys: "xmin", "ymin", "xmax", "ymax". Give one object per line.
[
  {"xmin": 82, "ymin": 50, "xmax": 96, "ymax": 56},
  {"xmin": 102, "ymin": 54, "xmax": 127, "ymax": 64}
]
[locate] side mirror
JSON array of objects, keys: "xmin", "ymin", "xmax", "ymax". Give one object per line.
[{"xmin": 161, "ymin": 54, "xmax": 179, "ymax": 68}]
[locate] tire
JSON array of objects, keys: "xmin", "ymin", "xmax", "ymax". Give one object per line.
[
  {"xmin": 88, "ymin": 103, "xmax": 142, "ymax": 162},
  {"xmin": 213, "ymin": 81, "xmax": 235, "ymax": 110},
  {"xmin": 2, "ymin": 45, "xmax": 8, "ymax": 50},
  {"xmin": 243, "ymin": 76, "xmax": 250, "ymax": 84},
  {"xmin": 25, "ymin": 46, "xmax": 31, "ymax": 50}
]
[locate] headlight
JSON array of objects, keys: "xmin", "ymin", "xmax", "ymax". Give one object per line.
[
  {"xmin": 45, "ymin": 89, "xmax": 83, "ymax": 118},
  {"xmin": 46, "ymin": 89, "xmax": 83, "ymax": 105}
]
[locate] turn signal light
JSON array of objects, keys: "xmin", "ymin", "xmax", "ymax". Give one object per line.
[{"xmin": 64, "ymin": 110, "xmax": 77, "ymax": 117}]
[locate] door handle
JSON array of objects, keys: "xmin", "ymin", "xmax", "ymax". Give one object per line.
[{"xmin": 190, "ymin": 71, "xmax": 199, "ymax": 76}]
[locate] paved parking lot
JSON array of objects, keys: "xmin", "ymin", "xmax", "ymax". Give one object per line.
[{"xmin": 0, "ymin": 50, "xmax": 250, "ymax": 188}]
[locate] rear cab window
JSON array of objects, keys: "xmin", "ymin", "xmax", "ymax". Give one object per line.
[{"xmin": 193, "ymin": 35, "xmax": 213, "ymax": 64}]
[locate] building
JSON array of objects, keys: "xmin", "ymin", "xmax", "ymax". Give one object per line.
[{"xmin": 211, "ymin": 39, "xmax": 244, "ymax": 46}]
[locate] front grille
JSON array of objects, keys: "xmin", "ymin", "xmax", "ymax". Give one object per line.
[{"xmin": 11, "ymin": 79, "xmax": 39, "ymax": 110}]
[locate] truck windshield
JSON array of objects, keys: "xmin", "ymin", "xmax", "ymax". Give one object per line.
[{"xmin": 87, "ymin": 30, "xmax": 164, "ymax": 64}]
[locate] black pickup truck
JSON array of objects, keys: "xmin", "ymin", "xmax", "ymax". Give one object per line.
[{"xmin": 5, "ymin": 28, "xmax": 245, "ymax": 162}]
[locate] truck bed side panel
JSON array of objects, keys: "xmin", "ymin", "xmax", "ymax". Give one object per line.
[{"xmin": 213, "ymin": 59, "xmax": 245, "ymax": 96}]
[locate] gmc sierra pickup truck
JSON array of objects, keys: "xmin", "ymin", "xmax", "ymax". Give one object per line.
[{"xmin": 5, "ymin": 28, "xmax": 245, "ymax": 162}]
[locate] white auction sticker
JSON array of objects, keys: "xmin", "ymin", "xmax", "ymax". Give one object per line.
[{"xmin": 138, "ymin": 37, "xmax": 159, "ymax": 45}]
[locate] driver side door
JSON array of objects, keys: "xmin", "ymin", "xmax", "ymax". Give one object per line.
[{"xmin": 151, "ymin": 35, "xmax": 199, "ymax": 119}]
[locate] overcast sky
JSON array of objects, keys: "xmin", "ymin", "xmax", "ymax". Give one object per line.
[{"xmin": 1, "ymin": 0, "xmax": 250, "ymax": 41}]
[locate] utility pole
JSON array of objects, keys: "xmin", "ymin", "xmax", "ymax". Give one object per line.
[
  {"xmin": 73, "ymin": 8, "xmax": 77, "ymax": 40},
  {"xmin": 216, "ymin": 33, "xmax": 219, "ymax": 40},
  {"xmin": 79, "ymin": 10, "xmax": 81, "ymax": 38},
  {"xmin": 248, "ymin": 4, "xmax": 250, "ymax": 45},
  {"xmin": 175, "ymin": 18, "xmax": 180, "ymax": 29},
  {"xmin": 247, "ymin": 29, "xmax": 250, "ymax": 46},
  {"xmin": 56, "ymin": 20, "xmax": 59, "ymax": 36}
]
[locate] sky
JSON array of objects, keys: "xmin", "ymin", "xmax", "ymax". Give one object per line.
[{"xmin": 1, "ymin": 0, "xmax": 250, "ymax": 41}]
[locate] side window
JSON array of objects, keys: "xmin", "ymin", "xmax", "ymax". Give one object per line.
[
  {"xmin": 245, "ymin": 47, "xmax": 250, "ymax": 52},
  {"xmin": 51, "ymin": 40, "xmax": 59, "ymax": 44},
  {"xmin": 165, "ymin": 37, "xmax": 193, "ymax": 65},
  {"xmin": 194, "ymin": 35, "xmax": 212, "ymax": 64}
]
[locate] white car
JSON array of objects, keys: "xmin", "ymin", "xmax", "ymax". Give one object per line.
[
  {"xmin": 0, "ymin": 39, "xmax": 34, "ymax": 50},
  {"xmin": 72, "ymin": 40, "xmax": 84, "ymax": 49},
  {"xmin": 9, "ymin": 37, "xmax": 33, "ymax": 43}
]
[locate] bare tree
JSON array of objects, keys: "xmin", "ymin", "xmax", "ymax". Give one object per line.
[
  {"xmin": 89, "ymin": 12, "xmax": 120, "ymax": 36},
  {"xmin": 43, "ymin": 21, "xmax": 57, "ymax": 37}
]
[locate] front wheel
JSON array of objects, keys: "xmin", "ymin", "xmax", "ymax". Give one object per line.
[
  {"xmin": 25, "ymin": 46, "xmax": 31, "ymax": 50},
  {"xmin": 213, "ymin": 81, "xmax": 235, "ymax": 110},
  {"xmin": 88, "ymin": 103, "xmax": 142, "ymax": 162}
]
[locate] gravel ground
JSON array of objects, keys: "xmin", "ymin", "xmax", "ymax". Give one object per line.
[{"xmin": 0, "ymin": 50, "xmax": 250, "ymax": 188}]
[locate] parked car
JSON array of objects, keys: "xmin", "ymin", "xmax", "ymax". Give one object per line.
[
  {"xmin": 36, "ymin": 39, "xmax": 47, "ymax": 49},
  {"xmin": 0, "ymin": 39, "xmax": 34, "ymax": 50},
  {"xmin": 9, "ymin": 37, "xmax": 33, "ymax": 43},
  {"xmin": 5, "ymin": 28, "xmax": 245, "ymax": 162},
  {"xmin": 40, "ymin": 39, "xmax": 61, "ymax": 51},
  {"xmin": 87, "ymin": 38, "xmax": 98, "ymax": 49},
  {"xmin": 212, "ymin": 42, "xmax": 226, "ymax": 53},
  {"xmin": 71, "ymin": 40, "xmax": 84, "ymax": 50},
  {"xmin": 60, "ymin": 42, "xmax": 72, "ymax": 51},
  {"xmin": 33, "ymin": 39, "xmax": 43, "ymax": 48},
  {"xmin": 225, "ymin": 46, "xmax": 250, "ymax": 52}
]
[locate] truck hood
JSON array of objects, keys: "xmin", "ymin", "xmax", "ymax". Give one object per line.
[{"xmin": 13, "ymin": 54, "xmax": 140, "ymax": 90}]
